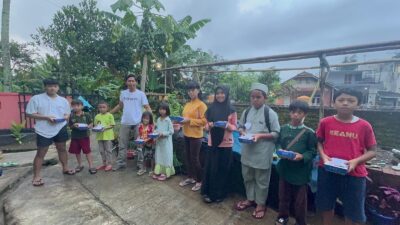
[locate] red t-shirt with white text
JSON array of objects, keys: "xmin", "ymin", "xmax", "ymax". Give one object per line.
[{"xmin": 316, "ymin": 116, "xmax": 376, "ymax": 177}]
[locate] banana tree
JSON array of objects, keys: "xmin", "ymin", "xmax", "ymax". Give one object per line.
[{"xmin": 110, "ymin": 0, "xmax": 210, "ymax": 91}]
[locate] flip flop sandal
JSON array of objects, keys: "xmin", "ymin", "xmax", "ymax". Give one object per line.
[
  {"xmin": 275, "ymin": 217, "xmax": 289, "ymax": 225},
  {"xmin": 252, "ymin": 207, "xmax": 267, "ymax": 219},
  {"xmin": 75, "ymin": 166, "xmax": 84, "ymax": 173},
  {"xmin": 179, "ymin": 179, "xmax": 195, "ymax": 187},
  {"xmin": 63, "ymin": 169, "xmax": 76, "ymax": 175},
  {"xmin": 32, "ymin": 179, "xmax": 44, "ymax": 187},
  {"xmin": 157, "ymin": 174, "xmax": 167, "ymax": 181},
  {"xmin": 89, "ymin": 168, "xmax": 97, "ymax": 174},
  {"xmin": 137, "ymin": 169, "xmax": 146, "ymax": 176},
  {"xmin": 235, "ymin": 200, "xmax": 256, "ymax": 211}
]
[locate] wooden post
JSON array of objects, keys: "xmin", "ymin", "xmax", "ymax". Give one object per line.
[{"xmin": 164, "ymin": 59, "xmax": 167, "ymax": 95}]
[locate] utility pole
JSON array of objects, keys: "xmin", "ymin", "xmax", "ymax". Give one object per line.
[{"xmin": 1, "ymin": 0, "xmax": 11, "ymax": 92}]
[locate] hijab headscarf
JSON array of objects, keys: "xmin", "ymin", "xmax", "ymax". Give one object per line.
[{"xmin": 206, "ymin": 85, "xmax": 236, "ymax": 147}]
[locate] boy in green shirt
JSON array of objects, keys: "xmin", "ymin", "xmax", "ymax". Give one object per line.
[
  {"xmin": 275, "ymin": 100, "xmax": 317, "ymax": 225},
  {"xmin": 94, "ymin": 102, "xmax": 115, "ymax": 171},
  {"xmin": 68, "ymin": 99, "xmax": 96, "ymax": 174}
]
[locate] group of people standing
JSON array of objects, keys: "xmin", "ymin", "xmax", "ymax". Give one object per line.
[{"xmin": 26, "ymin": 73, "xmax": 377, "ymax": 225}]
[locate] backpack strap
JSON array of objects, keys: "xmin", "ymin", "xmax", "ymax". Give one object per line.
[
  {"xmin": 243, "ymin": 105, "xmax": 272, "ymax": 133},
  {"xmin": 264, "ymin": 105, "xmax": 271, "ymax": 133},
  {"xmin": 243, "ymin": 107, "xmax": 251, "ymax": 125}
]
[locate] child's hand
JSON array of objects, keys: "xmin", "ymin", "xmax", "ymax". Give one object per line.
[
  {"xmin": 88, "ymin": 124, "xmax": 93, "ymax": 129},
  {"xmin": 239, "ymin": 128, "xmax": 246, "ymax": 136},
  {"xmin": 292, "ymin": 153, "xmax": 304, "ymax": 161},
  {"xmin": 346, "ymin": 159, "xmax": 358, "ymax": 172},
  {"xmin": 253, "ymin": 134, "xmax": 264, "ymax": 142},
  {"xmin": 321, "ymin": 153, "xmax": 332, "ymax": 164},
  {"xmin": 180, "ymin": 118, "xmax": 190, "ymax": 124},
  {"xmin": 73, "ymin": 123, "xmax": 79, "ymax": 128},
  {"xmin": 208, "ymin": 122, "xmax": 214, "ymax": 128},
  {"xmin": 47, "ymin": 116, "xmax": 56, "ymax": 123}
]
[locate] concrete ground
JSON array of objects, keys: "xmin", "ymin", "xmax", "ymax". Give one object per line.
[{"xmin": 1, "ymin": 138, "xmax": 345, "ymax": 225}]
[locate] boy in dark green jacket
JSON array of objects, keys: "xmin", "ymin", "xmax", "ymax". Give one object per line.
[{"xmin": 275, "ymin": 100, "xmax": 317, "ymax": 225}]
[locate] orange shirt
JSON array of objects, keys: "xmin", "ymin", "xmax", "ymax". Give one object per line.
[{"xmin": 182, "ymin": 98, "xmax": 207, "ymax": 138}]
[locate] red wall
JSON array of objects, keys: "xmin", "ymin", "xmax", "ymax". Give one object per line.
[{"xmin": 0, "ymin": 92, "xmax": 32, "ymax": 129}]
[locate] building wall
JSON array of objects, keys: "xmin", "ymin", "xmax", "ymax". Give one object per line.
[{"xmin": 0, "ymin": 93, "xmax": 31, "ymax": 129}]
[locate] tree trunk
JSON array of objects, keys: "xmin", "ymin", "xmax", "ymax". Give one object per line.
[
  {"xmin": 1, "ymin": 0, "xmax": 11, "ymax": 92},
  {"xmin": 140, "ymin": 54, "xmax": 148, "ymax": 91}
]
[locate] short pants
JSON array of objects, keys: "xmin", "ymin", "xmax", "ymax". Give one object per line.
[
  {"xmin": 36, "ymin": 125, "xmax": 69, "ymax": 148},
  {"xmin": 68, "ymin": 137, "xmax": 91, "ymax": 154},
  {"xmin": 316, "ymin": 167, "xmax": 366, "ymax": 223}
]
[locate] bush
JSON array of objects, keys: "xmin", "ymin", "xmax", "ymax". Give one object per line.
[{"xmin": 10, "ymin": 121, "xmax": 25, "ymax": 144}]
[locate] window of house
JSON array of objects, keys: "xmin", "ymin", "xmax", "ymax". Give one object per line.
[
  {"xmin": 355, "ymin": 74, "xmax": 362, "ymax": 81},
  {"xmin": 312, "ymin": 96, "xmax": 320, "ymax": 105},
  {"xmin": 344, "ymin": 74, "xmax": 352, "ymax": 84}
]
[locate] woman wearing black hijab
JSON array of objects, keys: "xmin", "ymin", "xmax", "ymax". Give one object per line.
[{"xmin": 201, "ymin": 85, "xmax": 237, "ymax": 203}]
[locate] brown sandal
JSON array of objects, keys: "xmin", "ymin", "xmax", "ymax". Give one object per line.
[
  {"xmin": 252, "ymin": 207, "xmax": 267, "ymax": 219},
  {"xmin": 235, "ymin": 200, "xmax": 256, "ymax": 211},
  {"xmin": 32, "ymin": 178, "xmax": 44, "ymax": 187},
  {"xmin": 63, "ymin": 169, "xmax": 76, "ymax": 175}
]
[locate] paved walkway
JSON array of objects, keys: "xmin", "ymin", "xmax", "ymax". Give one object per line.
[{"xmin": 2, "ymin": 139, "xmax": 344, "ymax": 225}]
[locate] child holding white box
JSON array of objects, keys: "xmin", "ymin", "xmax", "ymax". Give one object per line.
[{"xmin": 316, "ymin": 88, "xmax": 377, "ymax": 225}]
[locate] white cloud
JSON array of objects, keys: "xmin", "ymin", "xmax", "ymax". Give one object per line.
[{"xmin": 238, "ymin": 0, "xmax": 272, "ymax": 14}]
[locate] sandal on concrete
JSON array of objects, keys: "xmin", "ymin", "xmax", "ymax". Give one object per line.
[
  {"xmin": 235, "ymin": 200, "xmax": 256, "ymax": 211},
  {"xmin": 32, "ymin": 178, "xmax": 44, "ymax": 187},
  {"xmin": 89, "ymin": 168, "xmax": 97, "ymax": 174},
  {"xmin": 75, "ymin": 165, "xmax": 84, "ymax": 173},
  {"xmin": 179, "ymin": 178, "xmax": 195, "ymax": 187},
  {"xmin": 252, "ymin": 207, "xmax": 267, "ymax": 219},
  {"xmin": 63, "ymin": 169, "xmax": 76, "ymax": 175}
]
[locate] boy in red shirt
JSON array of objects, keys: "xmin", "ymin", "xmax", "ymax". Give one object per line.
[{"xmin": 316, "ymin": 88, "xmax": 377, "ymax": 225}]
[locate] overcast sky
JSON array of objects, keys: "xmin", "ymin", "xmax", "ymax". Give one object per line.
[{"xmin": 5, "ymin": 0, "xmax": 400, "ymax": 80}]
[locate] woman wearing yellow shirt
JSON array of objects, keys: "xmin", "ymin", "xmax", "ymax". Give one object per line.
[{"xmin": 179, "ymin": 81, "xmax": 208, "ymax": 191}]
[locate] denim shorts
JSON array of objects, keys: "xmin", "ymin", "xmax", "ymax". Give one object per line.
[{"xmin": 316, "ymin": 167, "xmax": 366, "ymax": 223}]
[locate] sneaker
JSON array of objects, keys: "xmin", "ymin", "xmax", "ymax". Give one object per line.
[
  {"xmin": 137, "ymin": 169, "xmax": 146, "ymax": 176},
  {"xmin": 104, "ymin": 165, "xmax": 113, "ymax": 171},
  {"xmin": 112, "ymin": 164, "xmax": 126, "ymax": 171},
  {"xmin": 96, "ymin": 165, "xmax": 106, "ymax": 170},
  {"xmin": 179, "ymin": 178, "xmax": 196, "ymax": 187},
  {"xmin": 152, "ymin": 174, "xmax": 160, "ymax": 180},
  {"xmin": 275, "ymin": 217, "xmax": 289, "ymax": 225},
  {"xmin": 191, "ymin": 182, "xmax": 202, "ymax": 191}
]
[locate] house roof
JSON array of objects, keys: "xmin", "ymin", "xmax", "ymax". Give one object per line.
[
  {"xmin": 282, "ymin": 71, "xmax": 335, "ymax": 88},
  {"xmin": 377, "ymin": 91, "xmax": 400, "ymax": 98}
]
